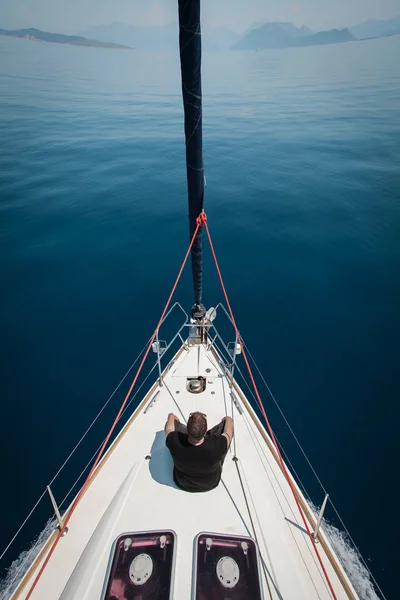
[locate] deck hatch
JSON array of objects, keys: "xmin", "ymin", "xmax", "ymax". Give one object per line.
[
  {"xmin": 193, "ymin": 532, "xmax": 264, "ymax": 599},
  {"xmin": 101, "ymin": 530, "xmax": 176, "ymax": 600}
]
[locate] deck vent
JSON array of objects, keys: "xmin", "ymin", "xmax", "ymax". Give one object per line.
[{"xmin": 187, "ymin": 377, "xmax": 206, "ymax": 393}]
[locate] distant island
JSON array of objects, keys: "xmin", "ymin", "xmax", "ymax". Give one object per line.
[
  {"xmin": 0, "ymin": 28, "xmax": 133, "ymax": 50},
  {"xmin": 348, "ymin": 15, "xmax": 400, "ymax": 39},
  {"xmin": 232, "ymin": 22, "xmax": 355, "ymax": 51}
]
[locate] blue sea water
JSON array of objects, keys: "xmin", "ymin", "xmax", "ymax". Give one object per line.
[{"xmin": 0, "ymin": 34, "xmax": 399, "ymax": 597}]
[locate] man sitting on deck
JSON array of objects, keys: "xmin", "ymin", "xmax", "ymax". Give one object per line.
[{"xmin": 165, "ymin": 412, "xmax": 234, "ymax": 493}]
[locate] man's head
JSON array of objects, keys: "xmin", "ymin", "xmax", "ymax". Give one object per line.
[{"xmin": 187, "ymin": 412, "xmax": 207, "ymax": 441}]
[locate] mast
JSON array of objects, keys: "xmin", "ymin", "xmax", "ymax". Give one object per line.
[{"xmin": 178, "ymin": 0, "xmax": 205, "ymax": 316}]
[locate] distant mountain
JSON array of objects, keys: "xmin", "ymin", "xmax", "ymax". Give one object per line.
[
  {"xmin": 79, "ymin": 22, "xmax": 239, "ymax": 52},
  {"xmin": 349, "ymin": 15, "xmax": 400, "ymax": 39},
  {"xmin": 0, "ymin": 27, "xmax": 132, "ymax": 49},
  {"xmin": 238, "ymin": 20, "xmax": 313, "ymax": 45},
  {"xmin": 243, "ymin": 20, "xmax": 269, "ymax": 35},
  {"xmin": 233, "ymin": 22, "xmax": 302, "ymax": 50},
  {"xmin": 299, "ymin": 25, "xmax": 314, "ymax": 37},
  {"xmin": 232, "ymin": 22, "xmax": 355, "ymax": 50}
]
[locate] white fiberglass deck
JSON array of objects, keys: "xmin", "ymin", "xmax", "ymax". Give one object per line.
[{"xmin": 14, "ymin": 343, "xmax": 358, "ymax": 600}]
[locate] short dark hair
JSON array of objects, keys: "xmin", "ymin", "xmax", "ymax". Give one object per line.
[{"xmin": 187, "ymin": 412, "xmax": 207, "ymax": 440}]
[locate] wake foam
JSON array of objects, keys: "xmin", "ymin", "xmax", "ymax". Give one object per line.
[
  {"xmin": 0, "ymin": 518, "xmax": 56, "ymax": 600},
  {"xmin": 309, "ymin": 502, "xmax": 380, "ymax": 599}
]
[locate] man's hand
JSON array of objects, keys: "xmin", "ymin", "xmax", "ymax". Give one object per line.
[
  {"xmin": 221, "ymin": 416, "xmax": 234, "ymax": 447},
  {"xmin": 165, "ymin": 413, "xmax": 178, "ymax": 437}
]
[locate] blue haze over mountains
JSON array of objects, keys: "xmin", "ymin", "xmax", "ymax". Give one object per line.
[
  {"xmin": 1, "ymin": 14, "xmax": 399, "ymax": 52},
  {"xmin": 77, "ymin": 15, "xmax": 400, "ymax": 51},
  {"xmin": 78, "ymin": 21, "xmax": 239, "ymax": 52}
]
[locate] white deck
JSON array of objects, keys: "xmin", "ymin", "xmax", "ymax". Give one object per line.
[{"xmin": 14, "ymin": 343, "xmax": 358, "ymax": 600}]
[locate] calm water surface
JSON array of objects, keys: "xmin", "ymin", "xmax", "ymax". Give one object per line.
[{"xmin": 0, "ymin": 35, "xmax": 399, "ymax": 597}]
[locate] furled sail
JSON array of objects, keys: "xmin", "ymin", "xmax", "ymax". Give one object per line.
[{"xmin": 178, "ymin": 0, "xmax": 204, "ymax": 311}]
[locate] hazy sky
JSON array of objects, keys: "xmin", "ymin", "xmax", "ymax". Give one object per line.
[{"xmin": 1, "ymin": 0, "xmax": 399, "ymax": 34}]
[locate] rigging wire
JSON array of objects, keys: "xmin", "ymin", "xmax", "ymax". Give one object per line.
[
  {"xmin": 208, "ymin": 337, "xmax": 317, "ymax": 519},
  {"xmin": 203, "ymin": 215, "xmax": 338, "ymax": 600},
  {"xmin": 1, "ymin": 356, "xmax": 164, "ymax": 593},
  {"xmin": 243, "ymin": 342, "xmax": 329, "ymax": 493},
  {"xmin": 242, "ymin": 342, "xmax": 386, "ymax": 600},
  {"xmin": 212, "ymin": 324, "xmax": 384, "ymax": 598},
  {"xmin": 211, "ymin": 340, "xmax": 333, "ymax": 597},
  {"xmin": 211, "ymin": 338, "xmax": 309, "ymax": 498},
  {"xmin": 234, "ymin": 459, "xmax": 274, "ymax": 600},
  {"xmin": 0, "ymin": 338, "xmax": 150, "ymax": 564},
  {"xmin": 59, "ymin": 357, "xmax": 162, "ymax": 510},
  {"xmin": 24, "ymin": 221, "xmax": 201, "ymax": 600},
  {"xmin": 211, "ymin": 342, "xmax": 320, "ymax": 598},
  {"xmin": 0, "ymin": 491, "xmax": 47, "ymax": 564}
]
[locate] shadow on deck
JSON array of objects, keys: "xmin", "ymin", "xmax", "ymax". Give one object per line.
[{"xmin": 148, "ymin": 430, "xmax": 178, "ymax": 489}]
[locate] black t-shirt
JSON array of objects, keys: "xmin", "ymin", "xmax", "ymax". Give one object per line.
[{"xmin": 166, "ymin": 432, "xmax": 228, "ymax": 493}]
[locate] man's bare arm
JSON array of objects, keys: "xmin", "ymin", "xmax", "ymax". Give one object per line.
[
  {"xmin": 165, "ymin": 413, "xmax": 178, "ymax": 437},
  {"xmin": 221, "ymin": 416, "xmax": 234, "ymax": 447}
]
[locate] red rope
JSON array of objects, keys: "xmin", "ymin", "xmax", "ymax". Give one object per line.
[
  {"xmin": 203, "ymin": 219, "xmax": 338, "ymax": 600},
  {"xmin": 25, "ymin": 221, "xmax": 200, "ymax": 599}
]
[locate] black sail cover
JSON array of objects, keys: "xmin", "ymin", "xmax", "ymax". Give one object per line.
[{"xmin": 178, "ymin": 0, "xmax": 204, "ymax": 309}]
